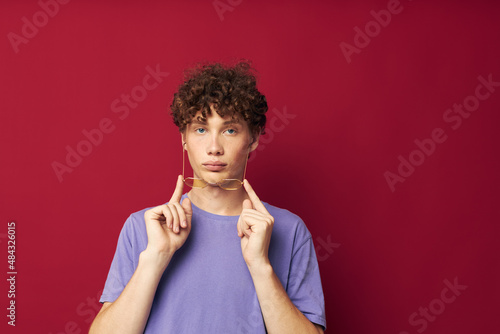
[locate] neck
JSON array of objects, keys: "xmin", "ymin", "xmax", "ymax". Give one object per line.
[{"xmin": 187, "ymin": 186, "xmax": 249, "ymax": 216}]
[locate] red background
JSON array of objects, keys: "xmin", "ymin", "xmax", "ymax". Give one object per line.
[{"xmin": 1, "ymin": 0, "xmax": 499, "ymax": 333}]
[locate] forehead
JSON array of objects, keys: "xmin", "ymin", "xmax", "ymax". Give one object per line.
[{"xmin": 189, "ymin": 110, "xmax": 244, "ymax": 126}]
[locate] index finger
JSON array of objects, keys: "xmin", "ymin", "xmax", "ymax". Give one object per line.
[
  {"xmin": 243, "ymin": 179, "xmax": 270, "ymax": 214},
  {"xmin": 169, "ymin": 175, "xmax": 185, "ymax": 203}
]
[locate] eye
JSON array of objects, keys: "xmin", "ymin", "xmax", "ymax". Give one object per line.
[
  {"xmin": 225, "ymin": 129, "xmax": 237, "ymax": 135},
  {"xmin": 195, "ymin": 128, "xmax": 206, "ymax": 134}
]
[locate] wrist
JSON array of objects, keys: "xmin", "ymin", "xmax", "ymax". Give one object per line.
[
  {"xmin": 139, "ymin": 248, "xmax": 174, "ymax": 274},
  {"xmin": 247, "ymin": 260, "xmax": 273, "ymax": 278}
]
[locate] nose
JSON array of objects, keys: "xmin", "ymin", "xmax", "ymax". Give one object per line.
[{"xmin": 207, "ymin": 134, "xmax": 223, "ymax": 156}]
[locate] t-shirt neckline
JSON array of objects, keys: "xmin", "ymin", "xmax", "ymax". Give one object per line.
[{"xmin": 181, "ymin": 193, "xmax": 240, "ymax": 222}]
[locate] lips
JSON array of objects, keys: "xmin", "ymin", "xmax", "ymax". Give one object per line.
[{"xmin": 202, "ymin": 161, "xmax": 227, "ymax": 172}]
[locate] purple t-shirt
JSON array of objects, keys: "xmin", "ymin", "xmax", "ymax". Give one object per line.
[{"xmin": 100, "ymin": 193, "xmax": 326, "ymax": 332}]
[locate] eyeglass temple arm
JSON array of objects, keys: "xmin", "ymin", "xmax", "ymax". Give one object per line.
[{"xmin": 242, "ymin": 148, "xmax": 249, "ymax": 183}]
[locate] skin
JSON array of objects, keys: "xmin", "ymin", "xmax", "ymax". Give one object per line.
[
  {"xmin": 181, "ymin": 106, "xmax": 255, "ymax": 216},
  {"xmin": 90, "ymin": 108, "xmax": 324, "ymax": 333}
]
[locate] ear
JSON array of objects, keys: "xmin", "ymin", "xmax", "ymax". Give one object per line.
[
  {"xmin": 249, "ymin": 131, "xmax": 261, "ymax": 153},
  {"xmin": 181, "ymin": 132, "xmax": 186, "ymax": 150}
]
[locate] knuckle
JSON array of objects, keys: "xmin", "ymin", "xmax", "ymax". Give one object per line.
[{"xmin": 174, "ymin": 202, "xmax": 184, "ymax": 212}]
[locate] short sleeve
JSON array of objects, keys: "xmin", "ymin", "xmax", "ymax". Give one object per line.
[
  {"xmin": 99, "ymin": 214, "xmax": 138, "ymax": 303},
  {"xmin": 287, "ymin": 230, "xmax": 327, "ymax": 330}
]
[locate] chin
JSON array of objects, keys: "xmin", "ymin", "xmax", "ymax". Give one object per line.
[
  {"xmin": 207, "ymin": 173, "xmax": 234, "ymax": 183},
  {"xmin": 202, "ymin": 173, "xmax": 223, "ymax": 182}
]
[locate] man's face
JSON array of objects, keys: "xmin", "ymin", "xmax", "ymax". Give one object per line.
[{"xmin": 182, "ymin": 107, "xmax": 259, "ymax": 186}]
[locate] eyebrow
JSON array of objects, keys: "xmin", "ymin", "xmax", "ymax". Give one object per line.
[
  {"xmin": 190, "ymin": 119, "xmax": 241, "ymax": 125},
  {"xmin": 224, "ymin": 119, "xmax": 241, "ymax": 125}
]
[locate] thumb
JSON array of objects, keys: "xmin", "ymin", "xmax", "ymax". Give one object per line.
[
  {"xmin": 181, "ymin": 197, "xmax": 193, "ymax": 223},
  {"xmin": 242, "ymin": 199, "xmax": 253, "ymax": 210},
  {"xmin": 238, "ymin": 199, "xmax": 253, "ymax": 238}
]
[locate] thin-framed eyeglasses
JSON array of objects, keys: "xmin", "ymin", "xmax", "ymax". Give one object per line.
[{"xmin": 182, "ymin": 148, "xmax": 249, "ymax": 190}]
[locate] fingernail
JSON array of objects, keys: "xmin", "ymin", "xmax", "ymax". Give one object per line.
[
  {"xmin": 175, "ymin": 226, "xmax": 179, "ymax": 233},
  {"xmin": 181, "ymin": 220, "xmax": 187, "ymax": 228}
]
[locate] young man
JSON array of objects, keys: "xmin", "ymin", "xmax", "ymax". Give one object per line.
[{"xmin": 90, "ymin": 61, "xmax": 326, "ymax": 333}]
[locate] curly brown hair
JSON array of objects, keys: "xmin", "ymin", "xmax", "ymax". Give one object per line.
[{"xmin": 170, "ymin": 61, "xmax": 268, "ymax": 136}]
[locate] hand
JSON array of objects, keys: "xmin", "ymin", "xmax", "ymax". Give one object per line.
[
  {"xmin": 143, "ymin": 175, "xmax": 192, "ymax": 260},
  {"xmin": 237, "ymin": 179, "xmax": 274, "ymax": 270}
]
